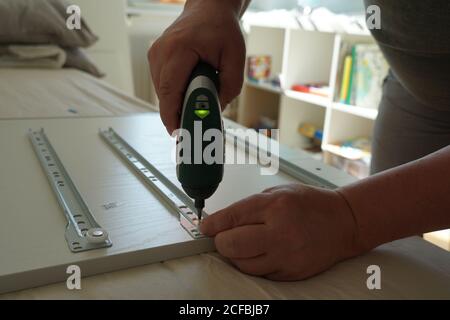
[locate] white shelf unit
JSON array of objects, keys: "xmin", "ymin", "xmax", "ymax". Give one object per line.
[{"xmin": 238, "ymin": 25, "xmax": 378, "ymax": 165}]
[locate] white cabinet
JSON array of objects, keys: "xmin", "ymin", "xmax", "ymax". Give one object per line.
[{"xmin": 238, "ymin": 25, "xmax": 377, "ymax": 165}]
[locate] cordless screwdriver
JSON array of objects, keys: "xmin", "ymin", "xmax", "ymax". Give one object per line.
[{"xmin": 176, "ymin": 61, "xmax": 224, "ymax": 221}]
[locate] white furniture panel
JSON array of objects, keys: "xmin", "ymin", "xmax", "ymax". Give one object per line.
[{"xmin": 0, "ymin": 114, "xmax": 299, "ymax": 293}]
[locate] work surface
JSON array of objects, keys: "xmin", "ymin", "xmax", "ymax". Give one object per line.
[
  {"xmin": 1, "ymin": 114, "xmax": 449, "ymax": 299},
  {"xmin": 0, "ymin": 68, "xmax": 152, "ymax": 119}
]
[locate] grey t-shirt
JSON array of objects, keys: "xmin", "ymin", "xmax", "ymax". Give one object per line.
[
  {"xmin": 364, "ymin": 1, "xmax": 450, "ymax": 173},
  {"xmin": 365, "ymin": 0, "xmax": 450, "ymax": 110}
]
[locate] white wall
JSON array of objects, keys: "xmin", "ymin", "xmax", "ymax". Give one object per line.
[
  {"xmin": 250, "ymin": 0, "xmax": 364, "ymax": 13},
  {"xmin": 72, "ymin": 0, "xmax": 135, "ymax": 94},
  {"xmin": 128, "ymin": 12, "xmax": 178, "ymax": 105}
]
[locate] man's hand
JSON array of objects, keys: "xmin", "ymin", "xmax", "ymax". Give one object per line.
[
  {"xmin": 200, "ymin": 184, "xmax": 361, "ymax": 281},
  {"xmin": 148, "ymin": 0, "xmax": 246, "ymax": 134}
]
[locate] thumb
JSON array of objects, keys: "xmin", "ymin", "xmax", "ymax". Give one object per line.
[{"xmin": 200, "ymin": 193, "xmax": 269, "ymax": 236}]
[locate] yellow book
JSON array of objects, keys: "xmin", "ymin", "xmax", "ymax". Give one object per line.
[{"xmin": 340, "ymin": 55, "xmax": 353, "ymax": 103}]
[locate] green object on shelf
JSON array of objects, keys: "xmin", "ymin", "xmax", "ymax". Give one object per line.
[
  {"xmin": 339, "ymin": 55, "xmax": 353, "ymax": 103},
  {"xmin": 346, "ymin": 45, "xmax": 357, "ymax": 105}
]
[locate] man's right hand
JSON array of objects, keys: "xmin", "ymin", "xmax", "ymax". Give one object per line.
[{"xmin": 148, "ymin": 0, "xmax": 247, "ymax": 135}]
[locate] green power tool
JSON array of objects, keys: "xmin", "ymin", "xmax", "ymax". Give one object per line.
[{"xmin": 176, "ymin": 61, "xmax": 224, "ymax": 221}]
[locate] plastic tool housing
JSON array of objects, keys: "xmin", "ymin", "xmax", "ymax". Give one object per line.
[{"xmin": 177, "ymin": 62, "xmax": 224, "ymax": 211}]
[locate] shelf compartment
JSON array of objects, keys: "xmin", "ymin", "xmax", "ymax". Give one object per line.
[
  {"xmin": 284, "ymin": 30, "xmax": 335, "ymax": 89},
  {"xmin": 284, "ymin": 89, "xmax": 330, "ymax": 108},
  {"xmin": 246, "ymin": 26, "xmax": 287, "ymax": 78},
  {"xmin": 245, "ymin": 80, "xmax": 282, "ymax": 94},
  {"xmin": 237, "ymin": 84, "xmax": 280, "ymax": 128},
  {"xmin": 325, "ymin": 108, "xmax": 374, "ymax": 146},
  {"xmin": 279, "ymin": 95, "xmax": 326, "ymax": 149}
]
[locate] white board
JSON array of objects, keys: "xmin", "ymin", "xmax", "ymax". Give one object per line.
[{"xmin": 0, "ymin": 114, "xmax": 299, "ymax": 293}]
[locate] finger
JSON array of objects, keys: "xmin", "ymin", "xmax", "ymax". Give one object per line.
[
  {"xmin": 264, "ymin": 271, "xmax": 305, "ymax": 282},
  {"xmin": 158, "ymin": 49, "xmax": 198, "ymax": 134},
  {"xmin": 215, "ymin": 224, "xmax": 268, "ymax": 259},
  {"xmin": 218, "ymin": 40, "xmax": 245, "ymax": 108},
  {"xmin": 262, "ymin": 186, "xmax": 280, "ymax": 193},
  {"xmin": 263, "ymin": 184, "xmax": 294, "ymax": 193},
  {"xmin": 264, "ymin": 271, "xmax": 289, "ymax": 281},
  {"xmin": 265, "ymin": 267, "xmax": 319, "ymax": 281},
  {"xmin": 200, "ymin": 193, "xmax": 270, "ymax": 236},
  {"xmin": 230, "ymin": 254, "xmax": 277, "ymax": 277}
]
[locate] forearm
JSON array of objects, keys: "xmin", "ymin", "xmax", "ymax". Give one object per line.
[{"xmin": 339, "ymin": 146, "xmax": 450, "ymax": 252}]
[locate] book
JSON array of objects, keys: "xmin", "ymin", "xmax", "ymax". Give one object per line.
[
  {"xmin": 334, "ymin": 41, "xmax": 350, "ymax": 102},
  {"xmin": 247, "ymin": 55, "xmax": 271, "ymax": 81},
  {"xmin": 346, "ymin": 45, "xmax": 357, "ymax": 105},
  {"xmin": 339, "ymin": 55, "xmax": 353, "ymax": 102},
  {"xmin": 352, "ymin": 44, "xmax": 389, "ymax": 109},
  {"xmin": 292, "ymin": 84, "xmax": 330, "ymax": 98}
]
